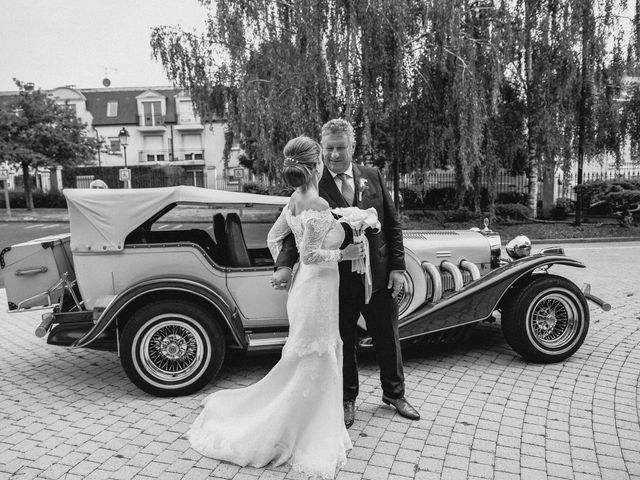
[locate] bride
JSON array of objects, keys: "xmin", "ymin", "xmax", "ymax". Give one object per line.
[{"xmin": 187, "ymin": 136, "xmax": 366, "ymax": 478}]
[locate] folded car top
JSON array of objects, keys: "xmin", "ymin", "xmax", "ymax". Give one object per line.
[{"xmin": 63, "ymin": 186, "xmax": 289, "ymax": 253}]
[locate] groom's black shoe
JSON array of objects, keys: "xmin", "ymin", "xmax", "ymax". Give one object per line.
[
  {"xmin": 382, "ymin": 395, "xmax": 420, "ymax": 420},
  {"xmin": 343, "ymin": 400, "xmax": 355, "ymax": 428}
]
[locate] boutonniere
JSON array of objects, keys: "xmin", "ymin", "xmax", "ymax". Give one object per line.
[{"xmin": 358, "ymin": 178, "xmax": 369, "ymax": 202}]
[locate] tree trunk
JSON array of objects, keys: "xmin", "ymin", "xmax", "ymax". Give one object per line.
[
  {"xmin": 527, "ymin": 167, "xmax": 538, "ymax": 216},
  {"xmin": 22, "ymin": 161, "xmax": 34, "ymax": 211},
  {"xmin": 541, "ymin": 160, "xmax": 556, "ymax": 212},
  {"xmin": 524, "ymin": 0, "xmax": 538, "ymax": 218},
  {"xmin": 575, "ymin": 1, "xmax": 593, "ymax": 226}
]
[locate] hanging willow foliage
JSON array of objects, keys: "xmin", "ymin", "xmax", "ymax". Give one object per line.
[{"xmin": 151, "ymin": 0, "xmax": 637, "ymax": 211}]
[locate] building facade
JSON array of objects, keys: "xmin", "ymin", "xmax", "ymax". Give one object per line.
[
  {"xmin": 1, "ymin": 85, "xmax": 245, "ymax": 190},
  {"xmin": 51, "ymin": 86, "xmax": 232, "ymax": 188}
]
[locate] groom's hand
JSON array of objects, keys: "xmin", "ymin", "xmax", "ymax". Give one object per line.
[
  {"xmin": 388, "ymin": 270, "xmax": 405, "ymax": 298},
  {"xmin": 270, "ymin": 267, "xmax": 292, "ymax": 290}
]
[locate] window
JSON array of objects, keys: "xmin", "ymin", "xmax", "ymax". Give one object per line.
[
  {"xmin": 107, "ymin": 101, "xmax": 118, "ymax": 117},
  {"xmin": 142, "ymin": 101, "xmax": 162, "ymax": 126},
  {"xmin": 108, "ymin": 138, "xmax": 121, "ymax": 154}
]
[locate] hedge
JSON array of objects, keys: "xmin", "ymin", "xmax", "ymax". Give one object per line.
[{"xmin": 0, "ymin": 191, "xmax": 67, "ymax": 209}]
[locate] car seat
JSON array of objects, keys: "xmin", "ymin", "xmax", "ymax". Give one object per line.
[
  {"xmin": 212, "ymin": 213, "xmax": 227, "ymax": 266},
  {"xmin": 224, "ymin": 213, "xmax": 252, "ymax": 268}
]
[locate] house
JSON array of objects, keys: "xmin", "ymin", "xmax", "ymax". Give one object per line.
[
  {"xmin": 51, "ymin": 85, "xmax": 231, "ymax": 188},
  {"xmin": 1, "ymin": 85, "xmax": 245, "ymax": 190}
]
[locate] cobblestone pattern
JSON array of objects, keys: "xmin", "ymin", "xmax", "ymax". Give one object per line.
[{"xmin": 1, "ymin": 243, "xmax": 639, "ymax": 480}]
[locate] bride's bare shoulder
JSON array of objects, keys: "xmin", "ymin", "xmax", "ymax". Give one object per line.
[
  {"xmin": 304, "ymin": 196, "xmax": 330, "ymax": 212},
  {"xmin": 289, "ymin": 194, "xmax": 329, "ymax": 215}
]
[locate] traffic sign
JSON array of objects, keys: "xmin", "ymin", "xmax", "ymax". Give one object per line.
[
  {"xmin": 119, "ymin": 168, "xmax": 131, "ymax": 182},
  {"xmin": 0, "ymin": 169, "xmax": 8, "ymax": 181},
  {"xmin": 233, "ymin": 168, "xmax": 244, "ymax": 179}
]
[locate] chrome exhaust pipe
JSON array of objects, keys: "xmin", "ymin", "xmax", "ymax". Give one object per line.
[
  {"xmin": 582, "ymin": 284, "xmax": 611, "ymax": 312},
  {"xmin": 35, "ymin": 313, "xmax": 55, "ymax": 338}
]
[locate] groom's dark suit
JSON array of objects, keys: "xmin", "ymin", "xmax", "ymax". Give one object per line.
[{"xmin": 276, "ymin": 164, "xmax": 406, "ymax": 401}]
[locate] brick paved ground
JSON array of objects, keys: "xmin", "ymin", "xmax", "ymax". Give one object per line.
[{"xmin": 1, "ymin": 242, "xmax": 639, "ymax": 480}]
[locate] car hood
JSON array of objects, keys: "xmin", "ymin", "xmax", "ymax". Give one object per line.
[{"xmin": 402, "ymin": 229, "xmax": 493, "ymax": 267}]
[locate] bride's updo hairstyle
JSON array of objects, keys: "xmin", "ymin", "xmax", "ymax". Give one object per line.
[{"xmin": 282, "ymin": 136, "xmax": 321, "ymax": 188}]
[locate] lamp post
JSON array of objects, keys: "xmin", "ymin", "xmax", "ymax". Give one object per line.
[{"xmin": 118, "ymin": 127, "xmax": 131, "ymax": 188}]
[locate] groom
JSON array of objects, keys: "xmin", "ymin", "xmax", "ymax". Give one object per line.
[{"xmin": 273, "ymin": 119, "xmax": 420, "ymax": 427}]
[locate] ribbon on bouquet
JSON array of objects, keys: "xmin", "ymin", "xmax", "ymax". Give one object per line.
[{"xmin": 352, "ymin": 227, "xmax": 373, "ymax": 304}]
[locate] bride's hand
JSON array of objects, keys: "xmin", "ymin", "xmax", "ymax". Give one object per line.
[{"xmin": 341, "ymin": 243, "xmax": 366, "ymax": 261}]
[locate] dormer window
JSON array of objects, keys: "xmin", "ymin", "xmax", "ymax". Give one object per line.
[
  {"xmin": 107, "ymin": 101, "xmax": 118, "ymax": 117},
  {"xmin": 143, "ymin": 101, "xmax": 163, "ymax": 126}
]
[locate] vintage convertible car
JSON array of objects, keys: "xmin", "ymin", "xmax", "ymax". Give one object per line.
[{"xmin": 2, "ymin": 186, "xmax": 609, "ymax": 396}]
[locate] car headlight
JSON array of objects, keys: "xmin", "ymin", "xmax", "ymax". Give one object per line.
[{"xmin": 506, "ymin": 235, "xmax": 532, "ymax": 259}]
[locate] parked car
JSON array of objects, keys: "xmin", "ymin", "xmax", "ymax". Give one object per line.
[{"xmin": 2, "ymin": 186, "xmax": 609, "ymax": 396}]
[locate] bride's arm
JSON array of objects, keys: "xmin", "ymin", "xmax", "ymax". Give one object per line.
[
  {"xmin": 300, "ymin": 209, "xmax": 342, "ymax": 265},
  {"xmin": 267, "ymin": 207, "xmax": 291, "ymax": 261}
]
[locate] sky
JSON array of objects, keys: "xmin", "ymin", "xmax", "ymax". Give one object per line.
[{"xmin": 0, "ymin": 0, "xmax": 208, "ymax": 91}]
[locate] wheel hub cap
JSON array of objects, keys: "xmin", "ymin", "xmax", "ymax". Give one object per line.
[
  {"xmin": 139, "ymin": 318, "xmax": 205, "ymax": 382},
  {"xmin": 529, "ymin": 292, "xmax": 579, "ymax": 349}
]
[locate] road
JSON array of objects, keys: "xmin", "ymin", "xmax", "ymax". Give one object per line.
[
  {"xmin": 1, "ymin": 241, "xmax": 639, "ymax": 479},
  {"xmin": 0, "ymin": 221, "xmax": 274, "ymax": 288}
]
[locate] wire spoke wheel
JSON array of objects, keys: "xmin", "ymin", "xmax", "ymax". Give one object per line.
[
  {"xmin": 529, "ymin": 294, "xmax": 578, "ymax": 349},
  {"xmin": 120, "ymin": 299, "xmax": 226, "ymax": 396},
  {"xmin": 142, "ymin": 317, "xmax": 204, "ymax": 382},
  {"xmin": 501, "ymin": 275, "xmax": 589, "ymax": 363}
]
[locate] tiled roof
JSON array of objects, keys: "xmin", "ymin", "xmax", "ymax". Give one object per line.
[
  {"xmin": 82, "ymin": 87, "xmax": 179, "ymax": 126},
  {"xmin": 0, "ymin": 86, "xmax": 222, "ymax": 126}
]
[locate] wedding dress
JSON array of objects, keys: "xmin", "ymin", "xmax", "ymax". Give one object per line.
[{"xmin": 187, "ymin": 206, "xmax": 352, "ymax": 479}]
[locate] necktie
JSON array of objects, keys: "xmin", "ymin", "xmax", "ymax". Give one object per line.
[{"xmin": 337, "ymin": 173, "xmax": 354, "ymax": 205}]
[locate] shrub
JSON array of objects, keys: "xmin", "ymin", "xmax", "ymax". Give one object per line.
[
  {"xmin": 241, "ymin": 182, "xmax": 293, "ymax": 197},
  {"xmin": 494, "ymin": 203, "xmax": 532, "ymax": 221},
  {"xmin": 0, "ymin": 191, "xmax": 67, "ymax": 209},
  {"xmin": 399, "ymin": 188, "xmax": 420, "ymax": 209},
  {"xmin": 242, "ymin": 181, "xmax": 269, "ymax": 195},
  {"xmin": 496, "ymin": 191, "xmax": 529, "ymax": 206},
  {"xmin": 421, "ymin": 187, "xmax": 457, "ymax": 209},
  {"xmin": 576, "ymin": 179, "xmax": 640, "ymax": 216},
  {"xmin": 550, "ymin": 198, "xmax": 574, "ymax": 220},
  {"xmin": 445, "ymin": 207, "xmax": 478, "ymax": 223}
]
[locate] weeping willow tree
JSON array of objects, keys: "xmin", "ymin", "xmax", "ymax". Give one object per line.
[
  {"xmin": 619, "ymin": 0, "xmax": 640, "ymax": 178},
  {"xmin": 150, "ymin": 0, "xmax": 503, "ymax": 204},
  {"xmin": 151, "ymin": 1, "xmax": 414, "ymax": 181},
  {"xmin": 151, "ymin": 0, "xmax": 635, "ymax": 215},
  {"xmin": 508, "ymin": 0, "xmax": 631, "ymax": 219}
]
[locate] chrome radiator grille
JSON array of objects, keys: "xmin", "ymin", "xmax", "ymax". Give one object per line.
[{"xmin": 425, "ymin": 267, "xmax": 474, "ymax": 302}]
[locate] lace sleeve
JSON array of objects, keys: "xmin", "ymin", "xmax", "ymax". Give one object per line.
[
  {"xmin": 300, "ymin": 210, "xmax": 341, "ymax": 265},
  {"xmin": 267, "ymin": 207, "xmax": 291, "ymax": 261}
]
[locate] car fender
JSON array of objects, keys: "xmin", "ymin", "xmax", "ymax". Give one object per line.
[
  {"xmin": 397, "ymin": 253, "xmax": 585, "ymax": 341},
  {"xmin": 72, "ymin": 276, "xmax": 245, "ymax": 349}
]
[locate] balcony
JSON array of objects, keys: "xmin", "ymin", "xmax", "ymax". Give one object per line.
[
  {"xmin": 137, "ymin": 113, "xmax": 166, "ymax": 133},
  {"xmin": 138, "ymin": 148, "xmax": 205, "ymax": 165}
]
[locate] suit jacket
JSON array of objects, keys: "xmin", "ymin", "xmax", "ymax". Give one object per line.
[{"xmin": 276, "ymin": 164, "xmax": 405, "ymax": 292}]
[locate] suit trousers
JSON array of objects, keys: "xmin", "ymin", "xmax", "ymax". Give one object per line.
[{"xmin": 339, "ymin": 268, "xmax": 405, "ymax": 401}]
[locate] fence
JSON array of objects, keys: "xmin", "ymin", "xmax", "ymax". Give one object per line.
[
  {"xmin": 382, "ymin": 170, "xmax": 530, "ymax": 195},
  {"xmin": 562, "ymin": 169, "xmax": 640, "ymax": 201}
]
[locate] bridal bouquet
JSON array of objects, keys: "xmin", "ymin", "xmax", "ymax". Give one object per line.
[{"xmin": 332, "ymin": 207, "xmax": 381, "ymax": 303}]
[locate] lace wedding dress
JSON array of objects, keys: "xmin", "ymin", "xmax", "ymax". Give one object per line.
[{"xmin": 188, "ymin": 206, "xmax": 352, "ymax": 479}]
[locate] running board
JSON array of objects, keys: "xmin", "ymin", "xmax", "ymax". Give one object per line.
[{"xmin": 246, "ymin": 332, "xmax": 288, "ymax": 352}]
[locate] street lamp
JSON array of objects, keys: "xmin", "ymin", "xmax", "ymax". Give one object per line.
[{"xmin": 118, "ymin": 127, "xmax": 131, "ymax": 188}]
